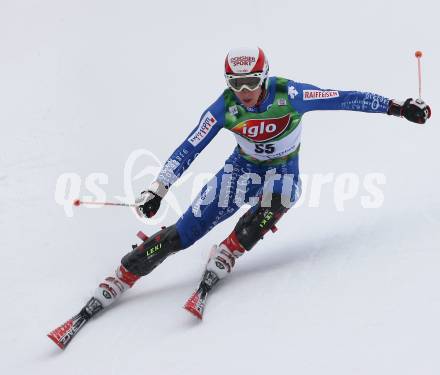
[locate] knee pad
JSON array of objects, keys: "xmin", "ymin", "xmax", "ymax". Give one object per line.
[
  {"xmin": 234, "ymin": 194, "xmax": 288, "ymax": 251},
  {"xmin": 121, "ymin": 225, "xmax": 183, "ymax": 276}
]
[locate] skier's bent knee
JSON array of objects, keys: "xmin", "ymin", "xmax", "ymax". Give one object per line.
[
  {"xmin": 121, "ymin": 224, "xmax": 183, "ymax": 277},
  {"xmin": 234, "ymin": 193, "xmax": 288, "ymax": 251},
  {"xmin": 205, "ymin": 194, "xmax": 289, "ymax": 280}
]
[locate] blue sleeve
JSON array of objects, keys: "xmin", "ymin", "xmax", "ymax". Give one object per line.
[
  {"xmin": 157, "ymin": 94, "xmax": 225, "ymax": 188},
  {"xmin": 286, "ymin": 81, "xmax": 390, "ymax": 115}
]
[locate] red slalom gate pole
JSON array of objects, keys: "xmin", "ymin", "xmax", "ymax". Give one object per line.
[
  {"xmin": 415, "ymin": 50, "xmax": 423, "ymax": 101},
  {"xmin": 73, "ymin": 199, "xmax": 136, "ymax": 208}
]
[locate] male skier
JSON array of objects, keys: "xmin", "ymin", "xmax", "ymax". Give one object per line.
[{"xmin": 48, "ymin": 47, "xmax": 431, "ymax": 349}]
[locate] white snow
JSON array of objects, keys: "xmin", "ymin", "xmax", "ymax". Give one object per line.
[{"xmin": 1, "ymin": 0, "xmax": 439, "ymax": 374}]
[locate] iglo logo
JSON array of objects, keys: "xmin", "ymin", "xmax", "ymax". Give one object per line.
[{"xmin": 232, "ymin": 114, "xmax": 291, "ymax": 142}]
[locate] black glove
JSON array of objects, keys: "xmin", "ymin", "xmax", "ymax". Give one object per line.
[
  {"xmin": 388, "ymin": 98, "xmax": 431, "ymax": 124},
  {"xmin": 135, "ymin": 190, "xmax": 162, "ymax": 218}
]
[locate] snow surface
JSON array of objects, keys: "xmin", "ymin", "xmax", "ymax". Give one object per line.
[{"xmin": 1, "ymin": 0, "xmax": 439, "ymax": 374}]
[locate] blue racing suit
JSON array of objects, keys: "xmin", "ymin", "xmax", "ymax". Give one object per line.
[{"xmin": 156, "ymin": 77, "xmax": 389, "ymax": 248}]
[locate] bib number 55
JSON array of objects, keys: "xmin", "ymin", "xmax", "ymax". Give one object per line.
[{"xmin": 255, "ymin": 143, "xmax": 275, "ymax": 154}]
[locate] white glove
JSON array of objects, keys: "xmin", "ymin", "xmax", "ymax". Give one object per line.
[{"xmin": 135, "ymin": 181, "xmax": 168, "ymax": 219}]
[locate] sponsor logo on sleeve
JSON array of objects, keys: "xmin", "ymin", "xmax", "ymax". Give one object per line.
[
  {"xmin": 303, "ymin": 90, "xmax": 339, "ymax": 100},
  {"xmin": 187, "ymin": 111, "xmax": 217, "ymax": 146}
]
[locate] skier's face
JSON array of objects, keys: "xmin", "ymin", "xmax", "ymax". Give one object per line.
[{"xmin": 235, "ymin": 87, "xmax": 262, "ymax": 107}]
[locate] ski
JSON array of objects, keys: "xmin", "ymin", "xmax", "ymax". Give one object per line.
[
  {"xmin": 47, "ymin": 297, "xmax": 103, "ymax": 350},
  {"xmin": 184, "ymin": 270, "xmax": 219, "ymax": 320},
  {"xmin": 184, "ymin": 285, "xmax": 209, "ymax": 319}
]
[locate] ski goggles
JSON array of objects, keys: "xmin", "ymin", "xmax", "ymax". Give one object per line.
[{"xmin": 225, "ymin": 72, "xmax": 264, "ymax": 92}]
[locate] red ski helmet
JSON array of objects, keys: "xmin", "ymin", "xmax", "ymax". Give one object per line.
[{"xmin": 224, "ymin": 47, "xmax": 269, "ymax": 92}]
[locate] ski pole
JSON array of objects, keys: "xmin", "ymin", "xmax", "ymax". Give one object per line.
[
  {"xmin": 415, "ymin": 50, "xmax": 423, "ymax": 102},
  {"xmin": 73, "ymin": 199, "xmax": 136, "ymax": 208}
]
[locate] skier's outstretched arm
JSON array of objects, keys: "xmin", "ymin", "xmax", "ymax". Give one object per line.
[
  {"xmin": 287, "ymin": 81, "xmax": 431, "ymax": 123},
  {"xmin": 136, "ymin": 95, "xmax": 225, "ymax": 218}
]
